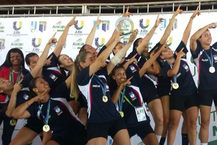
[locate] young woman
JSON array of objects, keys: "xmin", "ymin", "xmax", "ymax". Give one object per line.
[
  {"xmin": 5, "ymin": 33, "xmax": 57, "ymax": 145},
  {"xmin": 0, "ymin": 48, "xmax": 28, "ymax": 145},
  {"xmin": 127, "ymin": 15, "xmax": 164, "ymax": 142},
  {"xmin": 159, "ymin": 7, "xmax": 200, "ymax": 145},
  {"xmin": 110, "ymin": 65, "xmax": 158, "ymax": 145},
  {"xmin": 11, "ymin": 67, "xmax": 86, "ymax": 145},
  {"xmin": 8, "ymin": 16, "xmax": 77, "ymax": 145},
  {"xmin": 130, "ymin": 5, "xmax": 184, "ymax": 145},
  {"xmin": 190, "ymin": 16, "xmax": 217, "ymax": 145},
  {"xmin": 75, "ymin": 29, "xmax": 133, "ymax": 145}
]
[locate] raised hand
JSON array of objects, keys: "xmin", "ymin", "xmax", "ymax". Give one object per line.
[
  {"xmin": 176, "ymin": 47, "xmax": 186, "ymax": 58},
  {"xmin": 123, "ymin": 6, "xmax": 132, "ymax": 17},
  {"xmin": 67, "ymin": 15, "xmax": 77, "ymax": 26},
  {"xmin": 129, "ymin": 29, "xmax": 138, "ymax": 42},
  {"xmin": 121, "ymin": 76, "xmax": 133, "ymax": 89},
  {"xmin": 44, "ymin": 55, "xmax": 53, "ymax": 66},
  {"xmin": 155, "ymin": 15, "xmax": 164, "ymax": 28},
  {"xmin": 174, "ymin": 4, "xmax": 183, "ymax": 16},
  {"xmin": 208, "ymin": 22, "xmax": 217, "ymax": 29},
  {"xmin": 95, "ymin": 15, "xmax": 102, "ymax": 26},
  {"xmin": 159, "ymin": 43, "xmax": 167, "ymax": 53},
  {"xmin": 191, "ymin": 6, "xmax": 200, "ymax": 19},
  {"xmin": 13, "ymin": 83, "xmax": 22, "ymax": 94},
  {"xmin": 48, "ymin": 32, "xmax": 57, "ymax": 46}
]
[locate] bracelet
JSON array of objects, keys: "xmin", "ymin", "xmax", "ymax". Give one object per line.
[
  {"xmin": 26, "ymin": 101, "xmax": 29, "ymax": 107},
  {"xmin": 191, "ymin": 16, "xmax": 194, "ymax": 19}
]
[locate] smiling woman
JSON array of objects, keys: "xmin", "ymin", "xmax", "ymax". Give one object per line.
[{"xmin": 0, "ymin": 48, "xmax": 29, "ymax": 145}]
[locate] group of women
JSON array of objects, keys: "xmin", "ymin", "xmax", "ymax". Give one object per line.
[{"xmin": 0, "ymin": 5, "xmax": 216, "ymax": 145}]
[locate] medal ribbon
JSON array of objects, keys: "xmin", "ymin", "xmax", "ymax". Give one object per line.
[
  {"xmin": 167, "ymin": 61, "xmax": 177, "ymax": 84},
  {"xmin": 9, "ymin": 68, "xmax": 22, "ymax": 84},
  {"xmin": 94, "ymin": 75, "xmax": 106, "ymax": 97},
  {"xmin": 204, "ymin": 49, "xmax": 213, "ymax": 68},
  {"xmin": 38, "ymin": 99, "xmax": 51, "ymax": 126},
  {"xmin": 117, "ymin": 87, "xmax": 125, "ymax": 112}
]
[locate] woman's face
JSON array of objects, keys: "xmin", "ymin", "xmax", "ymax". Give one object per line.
[
  {"xmin": 58, "ymin": 54, "xmax": 74, "ymax": 68},
  {"xmin": 84, "ymin": 44, "xmax": 98, "ymax": 61},
  {"xmin": 80, "ymin": 53, "xmax": 95, "ymax": 69},
  {"xmin": 199, "ymin": 30, "xmax": 212, "ymax": 46},
  {"xmin": 160, "ymin": 46, "xmax": 174, "ymax": 59},
  {"xmin": 113, "ymin": 42, "xmax": 124, "ymax": 55},
  {"xmin": 34, "ymin": 78, "xmax": 50, "ymax": 93},
  {"xmin": 0, "ymin": 78, "xmax": 13, "ymax": 94},
  {"xmin": 28, "ymin": 55, "xmax": 39, "ymax": 70},
  {"xmin": 33, "ymin": 78, "xmax": 50, "ymax": 103},
  {"xmin": 112, "ymin": 68, "xmax": 127, "ymax": 86},
  {"xmin": 10, "ymin": 52, "xmax": 22, "ymax": 66}
]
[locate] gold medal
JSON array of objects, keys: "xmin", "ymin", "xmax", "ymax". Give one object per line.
[
  {"xmin": 10, "ymin": 119, "xmax": 16, "ymax": 126},
  {"xmin": 102, "ymin": 95, "xmax": 108, "ymax": 103},
  {"xmin": 172, "ymin": 83, "xmax": 179, "ymax": 89},
  {"xmin": 119, "ymin": 111, "xmax": 124, "ymax": 117},
  {"xmin": 43, "ymin": 125, "xmax": 50, "ymax": 132}
]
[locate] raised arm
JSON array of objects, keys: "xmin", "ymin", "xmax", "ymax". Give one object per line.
[
  {"xmin": 53, "ymin": 16, "xmax": 77, "ymax": 57},
  {"xmin": 103, "ymin": 6, "xmax": 132, "ymax": 48},
  {"xmin": 12, "ymin": 91, "xmax": 48, "ymax": 119},
  {"xmin": 89, "ymin": 32, "xmax": 121, "ymax": 76},
  {"xmin": 30, "ymin": 33, "xmax": 57, "ymax": 78},
  {"xmin": 111, "ymin": 77, "xmax": 132, "ymax": 104},
  {"xmin": 190, "ymin": 22, "xmax": 217, "ymax": 53},
  {"xmin": 159, "ymin": 5, "xmax": 183, "ymax": 44},
  {"xmin": 146, "ymin": 51, "xmax": 161, "ymax": 75},
  {"xmin": 6, "ymin": 83, "xmax": 22, "ymax": 117},
  {"xmin": 11, "ymin": 96, "xmax": 36, "ymax": 119},
  {"xmin": 167, "ymin": 48, "xmax": 185, "ymax": 77},
  {"xmin": 85, "ymin": 15, "xmax": 101, "ymax": 45},
  {"xmin": 139, "ymin": 44, "xmax": 166, "ymax": 77},
  {"xmin": 107, "ymin": 29, "xmax": 138, "ymax": 74},
  {"xmin": 182, "ymin": 6, "xmax": 200, "ymax": 45},
  {"xmin": 136, "ymin": 15, "xmax": 163, "ymax": 55}
]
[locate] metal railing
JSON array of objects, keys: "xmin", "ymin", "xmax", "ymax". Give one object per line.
[{"xmin": 0, "ymin": 0, "xmax": 216, "ymax": 17}]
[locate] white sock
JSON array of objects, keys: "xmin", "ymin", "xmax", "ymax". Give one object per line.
[
  {"xmin": 156, "ymin": 135, "xmax": 161, "ymax": 142},
  {"xmin": 201, "ymin": 143, "xmax": 208, "ymax": 145}
]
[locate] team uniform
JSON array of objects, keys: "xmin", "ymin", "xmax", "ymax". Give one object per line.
[
  {"xmin": 0, "ymin": 66, "xmax": 28, "ymax": 145},
  {"xmin": 77, "ymin": 66, "xmax": 125, "ymax": 141},
  {"xmin": 111, "ymin": 79, "xmax": 153, "ymax": 140},
  {"xmin": 151, "ymin": 42, "xmax": 172, "ymax": 97},
  {"xmin": 127, "ymin": 48, "xmax": 160, "ymax": 103},
  {"xmin": 161, "ymin": 41, "xmax": 198, "ymax": 111},
  {"xmin": 20, "ymin": 73, "xmax": 44, "ymax": 134},
  {"xmin": 191, "ymin": 41, "xmax": 217, "ymax": 106},
  {"xmin": 42, "ymin": 53, "xmax": 64, "ymax": 94},
  {"xmin": 28, "ymin": 82, "xmax": 86, "ymax": 145},
  {"xmin": 137, "ymin": 56, "xmax": 160, "ymax": 104}
]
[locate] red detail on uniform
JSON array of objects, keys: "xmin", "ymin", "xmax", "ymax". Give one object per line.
[{"xmin": 0, "ymin": 66, "xmax": 23, "ymax": 102}]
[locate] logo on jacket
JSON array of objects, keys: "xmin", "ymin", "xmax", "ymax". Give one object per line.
[
  {"xmin": 129, "ymin": 65, "xmax": 136, "ymax": 73},
  {"xmin": 23, "ymin": 94, "xmax": 29, "ymax": 100},
  {"xmin": 49, "ymin": 73, "xmax": 58, "ymax": 81},
  {"xmin": 129, "ymin": 91, "xmax": 136, "ymax": 101},
  {"xmin": 182, "ymin": 63, "xmax": 189, "ymax": 72},
  {"xmin": 54, "ymin": 106, "xmax": 63, "ymax": 116}
]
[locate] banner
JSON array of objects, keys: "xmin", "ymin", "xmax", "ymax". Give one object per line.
[{"xmin": 0, "ymin": 12, "xmax": 217, "ymax": 145}]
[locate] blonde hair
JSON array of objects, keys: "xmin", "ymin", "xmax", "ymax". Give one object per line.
[
  {"xmin": 75, "ymin": 51, "xmax": 91, "ymax": 71},
  {"xmin": 71, "ymin": 51, "xmax": 91, "ymax": 101},
  {"xmin": 70, "ymin": 65, "xmax": 79, "ymax": 101}
]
